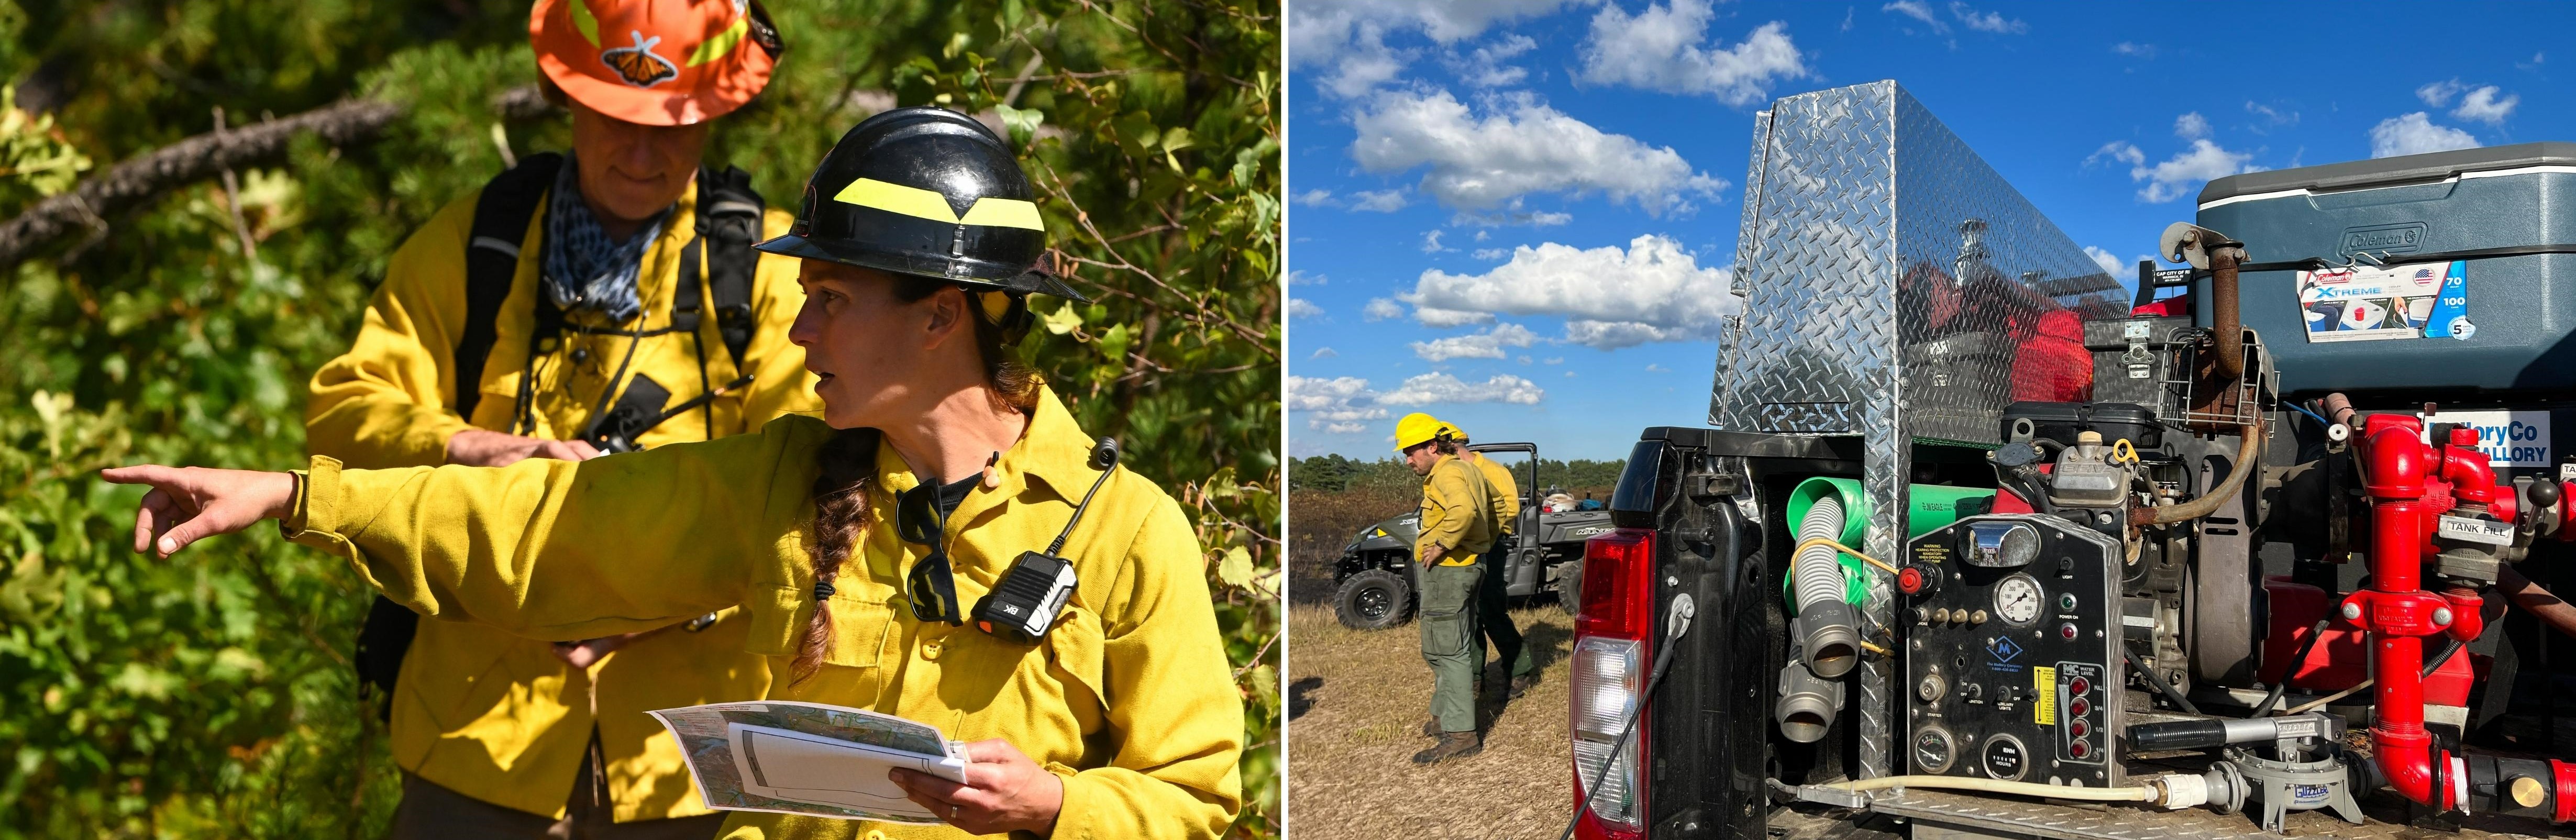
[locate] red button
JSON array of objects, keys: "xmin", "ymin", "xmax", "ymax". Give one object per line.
[
  {"xmin": 1898, "ymin": 567, "xmax": 1925, "ymax": 594},
  {"xmin": 2070, "ymin": 739, "xmax": 2091, "ymax": 758},
  {"xmin": 2069, "ymin": 677, "xmax": 2091, "ymax": 695},
  {"xmin": 2070, "ymin": 720, "xmax": 2089, "ymax": 737},
  {"xmin": 2060, "ymin": 623, "xmax": 2079, "ymax": 639},
  {"xmin": 2069, "ymin": 698, "xmax": 2091, "ymax": 717}
]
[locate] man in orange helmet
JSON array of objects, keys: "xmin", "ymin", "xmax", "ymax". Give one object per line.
[{"xmin": 304, "ymin": 1, "xmax": 809, "ymax": 836}]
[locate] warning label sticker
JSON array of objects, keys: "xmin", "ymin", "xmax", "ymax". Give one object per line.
[
  {"xmin": 2297, "ymin": 260, "xmax": 2470, "ymax": 342},
  {"xmin": 2032, "ymin": 666, "xmax": 2058, "ymax": 725}
]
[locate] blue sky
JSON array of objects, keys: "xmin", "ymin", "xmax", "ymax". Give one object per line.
[{"xmin": 1284, "ymin": 0, "xmax": 2572, "ymax": 461}]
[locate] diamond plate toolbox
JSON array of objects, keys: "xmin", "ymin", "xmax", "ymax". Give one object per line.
[{"xmin": 1712, "ymin": 80, "xmax": 2130, "ymax": 446}]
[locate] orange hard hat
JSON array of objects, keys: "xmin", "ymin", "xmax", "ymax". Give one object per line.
[{"xmin": 530, "ymin": 0, "xmax": 782, "ymax": 126}]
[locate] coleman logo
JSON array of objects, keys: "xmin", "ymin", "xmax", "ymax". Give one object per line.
[
  {"xmin": 601, "ymin": 30, "xmax": 679, "ymax": 87},
  {"xmin": 2339, "ymin": 223, "xmax": 2427, "ymax": 257}
]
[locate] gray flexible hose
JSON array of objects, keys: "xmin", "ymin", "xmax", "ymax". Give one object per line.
[{"xmin": 1793, "ymin": 495, "xmax": 1847, "ymax": 614}]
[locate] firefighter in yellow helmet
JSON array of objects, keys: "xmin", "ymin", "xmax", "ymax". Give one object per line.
[
  {"xmin": 1442, "ymin": 421, "xmax": 1537, "ymax": 700},
  {"xmin": 109, "ymin": 105, "xmax": 1242, "ymax": 840},
  {"xmin": 302, "ymin": 1, "xmax": 804, "ymax": 834},
  {"xmin": 1396, "ymin": 412, "xmax": 1494, "ymax": 764}
]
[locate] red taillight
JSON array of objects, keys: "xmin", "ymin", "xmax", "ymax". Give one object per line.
[
  {"xmin": 1578, "ymin": 528, "xmax": 1657, "ymax": 640},
  {"xmin": 1573, "ymin": 528, "xmax": 1656, "ymax": 838}
]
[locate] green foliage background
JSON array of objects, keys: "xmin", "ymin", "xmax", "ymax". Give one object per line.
[{"xmin": 0, "ymin": 1, "xmax": 1279, "ymax": 836}]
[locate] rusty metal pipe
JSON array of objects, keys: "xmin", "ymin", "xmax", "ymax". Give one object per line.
[
  {"xmin": 2322, "ymin": 392, "xmax": 2357, "ymax": 429},
  {"xmin": 2131, "ymin": 420, "xmax": 2263, "ymax": 526},
  {"xmin": 2209, "ymin": 248, "xmax": 2245, "ymax": 382}
]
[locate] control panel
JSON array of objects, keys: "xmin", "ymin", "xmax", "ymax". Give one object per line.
[{"xmin": 1899, "ymin": 514, "xmax": 2125, "ymax": 787}]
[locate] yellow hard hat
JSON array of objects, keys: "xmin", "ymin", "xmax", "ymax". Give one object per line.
[
  {"xmin": 1394, "ymin": 413, "xmax": 1447, "ymax": 452},
  {"xmin": 1438, "ymin": 421, "xmax": 1468, "ymax": 443}
]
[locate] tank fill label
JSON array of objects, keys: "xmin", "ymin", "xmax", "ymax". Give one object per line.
[{"xmin": 2296, "ymin": 260, "xmax": 2468, "ymax": 343}]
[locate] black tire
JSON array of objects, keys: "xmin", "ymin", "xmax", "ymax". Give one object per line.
[
  {"xmin": 1334, "ymin": 568, "xmax": 1414, "ymax": 630},
  {"xmin": 1554, "ymin": 559, "xmax": 1584, "ymax": 617}
]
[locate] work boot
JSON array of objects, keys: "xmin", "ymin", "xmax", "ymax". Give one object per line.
[
  {"xmin": 1411, "ymin": 731, "xmax": 1482, "ymax": 765},
  {"xmin": 1508, "ymin": 673, "xmax": 1540, "ymax": 700},
  {"xmin": 1420, "ymin": 718, "xmax": 1442, "ymax": 738}
]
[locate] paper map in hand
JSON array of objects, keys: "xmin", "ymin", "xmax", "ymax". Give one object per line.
[{"xmin": 647, "ymin": 700, "xmax": 968, "ymax": 822}]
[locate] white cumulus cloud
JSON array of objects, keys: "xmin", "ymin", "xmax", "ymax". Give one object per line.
[
  {"xmin": 2369, "ymin": 113, "xmax": 2480, "ymax": 159},
  {"xmin": 1399, "ymin": 234, "xmax": 1739, "ymax": 349},
  {"xmin": 1411, "ymin": 322, "xmax": 1539, "ymax": 361},
  {"xmin": 2417, "ymin": 79, "xmax": 2468, "ymax": 107},
  {"xmin": 1882, "ymin": 0, "xmax": 1944, "ymax": 32},
  {"xmin": 1949, "ymin": 2, "xmax": 2025, "ymax": 34},
  {"xmin": 2452, "ymin": 85, "xmax": 2518, "ymax": 125},
  {"xmin": 1289, "ymin": 0, "xmax": 1580, "ymax": 98},
  {"xmin": 1363, "ymin": 297, "xmax": 1405, "ymax": 320},
  {"xmin": 2174, "ymin": 112, "xmax": 2209, "ymax": 140},
  {"xmin": 1287, "ymin": 375, "xmax": 1392, "ymax": 432},
  {"xmin": 1376, "ymin": 372, "xmax": 1546, "ymax": 406},
  {"xmin": 1351, "ymin": 89, "xmax": 1727, "ymax": 214},
  {"xmin": 2130, "ymin": 139, "xmax": 2254, "ymax": 203},
  {"xmin": 1578, "ymin": 2, "xmax": 1808, "ymax": 106},
  {"xmin": 2085, "ymin": 246, "xmax": 2152, "ymax": 284},
  {"xmin": 1288, "ymin": 297, "xmax": 1324, "ymax": 319},
  {"xmin": 2087, "ymin": 141, "xmax": 2146, "ymax": 168},
  {"xmin": 1349, "ymin": 189, "xmax": 1409, "ymax": 212}
]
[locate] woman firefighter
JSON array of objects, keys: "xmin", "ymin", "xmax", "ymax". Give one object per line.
[{"xmin": 105, "ymin": 107, "xmax": 1244, "ymax": 839}]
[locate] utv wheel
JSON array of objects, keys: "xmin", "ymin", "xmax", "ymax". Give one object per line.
[
  {"xmin": 1334, "ymin": 568, "xmax": 1413, "ymax": 630},
  {"xmin": 1555, "ymin": 559, "xmax": 1584, "ymax": 617}
]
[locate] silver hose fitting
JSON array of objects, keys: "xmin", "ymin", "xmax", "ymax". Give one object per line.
[{"xmin": 1775, "ymin": 659, "xmax": 1844, "ymax": 743}]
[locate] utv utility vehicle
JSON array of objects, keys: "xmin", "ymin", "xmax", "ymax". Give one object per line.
[{"xmin": 1329, "ymin": 443, "xmax": 1615, "ymax": 629}]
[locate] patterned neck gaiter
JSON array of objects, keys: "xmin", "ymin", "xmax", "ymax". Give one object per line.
[{"xmin": 540, "ymin": 153, "xmax": 671, "ymax": 324}]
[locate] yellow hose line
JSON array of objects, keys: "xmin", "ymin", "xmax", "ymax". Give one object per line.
[{"xmin": 1795, "ymin": 536, "xmax": 1903, "ymax": 577}]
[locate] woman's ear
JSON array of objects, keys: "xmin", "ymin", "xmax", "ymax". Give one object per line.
[{"xmin": 920, "ymin": 285, "xmax": 970, "ymax": 349}]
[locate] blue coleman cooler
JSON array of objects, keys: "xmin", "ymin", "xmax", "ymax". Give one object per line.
[{"xmin": 2195, "ymin": 141, "xmax": 2576, "ymax": 398}]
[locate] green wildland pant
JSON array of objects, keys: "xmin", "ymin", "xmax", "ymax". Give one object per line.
[
  {"xmin": 1474, "ymin": 547, "xmax": 1534, "ymax": 680},
  {"xmin": 1419, "ymin": 561, "xmax": 1484, "ymax": 734}
]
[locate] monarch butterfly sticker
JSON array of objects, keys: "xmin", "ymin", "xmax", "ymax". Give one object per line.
[{"xmin": 601, "ymin": 30, "xmax": 678, "ymax": 88}]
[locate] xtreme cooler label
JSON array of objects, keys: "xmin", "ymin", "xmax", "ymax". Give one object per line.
[
  {"xmin": 2418, "ymin": 410, "xmax": 2551, "ymax": 468},
  {"xmin": 2297, "ymin": 260, "xmax": 2470, "ymax": 342}
]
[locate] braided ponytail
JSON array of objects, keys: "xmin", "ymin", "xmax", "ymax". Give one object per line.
[{"xmin": 789, "ymin": 276, "xmax": 1045, "ymax": 682}]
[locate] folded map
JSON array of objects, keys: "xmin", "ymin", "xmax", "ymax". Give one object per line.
[{"xmin": 648, "ymin": 700, "xmax": 969, "ymax": 822}]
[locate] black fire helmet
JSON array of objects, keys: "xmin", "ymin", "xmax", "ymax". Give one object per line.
[{"xmin": 755, "ymin": 106, "xmax": 1087, "ymax": 303}]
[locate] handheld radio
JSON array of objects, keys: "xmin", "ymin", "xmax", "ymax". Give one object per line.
[{"xmin": 972, "ymin": 437, "xmax": 1119, "ymax": 644}]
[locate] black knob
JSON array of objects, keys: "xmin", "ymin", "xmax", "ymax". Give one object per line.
[{"xmin": 2533, "ymin": 480, "xmax": 2563, "ymax": 510}]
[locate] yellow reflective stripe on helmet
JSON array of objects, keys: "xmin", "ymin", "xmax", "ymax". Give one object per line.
[
  {"xmin": 959, "ymin": 197, "xmax": 1044, "ymax": 230},
  {"xmin": 834, "ymin": 179, "xmax": 963, "ymax": 223},
  {"xmin": 687, "ymin": 16, "xmax": 748, "ymax": 67},
  {"xmin": 569, "ymin": 0, "xmax": 600, "ymax": 46},
  {"xmin": 832, "ymin": 178, "xmax": 1046, "ymax": 230}
]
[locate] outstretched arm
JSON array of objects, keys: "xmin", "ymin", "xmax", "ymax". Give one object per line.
[{"xmin": 104, "ymin": 420, "xmax": 823, "ymax": 640}]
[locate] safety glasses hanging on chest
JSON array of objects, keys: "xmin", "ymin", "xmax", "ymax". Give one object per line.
[{"xmin": 894, "ymin": 438, "xmax": 1122, "ymax": 645}]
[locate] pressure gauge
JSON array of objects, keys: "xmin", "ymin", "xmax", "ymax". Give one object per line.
[
  {"xmin": 1912, "ymin": 726, "xmax": 1958, "ymax": 773},
  {"xmin": 1994, "ymin": 574, "xmax": 2043, "ymax": 626}
]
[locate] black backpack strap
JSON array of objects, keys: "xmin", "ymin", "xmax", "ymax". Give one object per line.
[
  {"xmin": 362, "ymin": 153, "xmax": 565, "ymax": 716},
  {"xmin": 695, "ymin": 164, "xmax": 765, "ymax": 370},
  {"xmin": 454, "ymin": 151, "xmax": 565, "ymax": 422}
]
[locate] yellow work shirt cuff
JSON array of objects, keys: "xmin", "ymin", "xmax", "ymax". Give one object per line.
[{"xmin": 279, "ymin": 456, "xmax": 378, "ymax": 588}]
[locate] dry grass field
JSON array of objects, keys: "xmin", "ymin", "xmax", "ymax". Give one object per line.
[{"xmin": 1287, "ymin": 603, "xmax": 1578, "ymax": 839}]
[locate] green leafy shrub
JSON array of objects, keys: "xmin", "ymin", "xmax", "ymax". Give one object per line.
[{"xmin": 0, "ymin": 1, "xmax": 1277, "ymax": 836}]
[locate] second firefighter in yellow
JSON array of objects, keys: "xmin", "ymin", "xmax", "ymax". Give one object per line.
[
  {"xmin": 303, "ymin": 1, "xmax": 813, "ymax": 823},
  {"xmin": 1396, "ymin": 412, "xmax": 1492, "ymax": 765}
]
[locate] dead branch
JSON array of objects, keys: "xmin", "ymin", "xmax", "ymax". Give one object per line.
[{"xmin": 0, "ymin": 97, "xmax": 402, "ymax": 267}]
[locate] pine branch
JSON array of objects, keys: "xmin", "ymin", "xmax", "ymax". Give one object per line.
[{"xmin": 0, "ymin": 97, "xmax": 402, "ymax": 267}]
